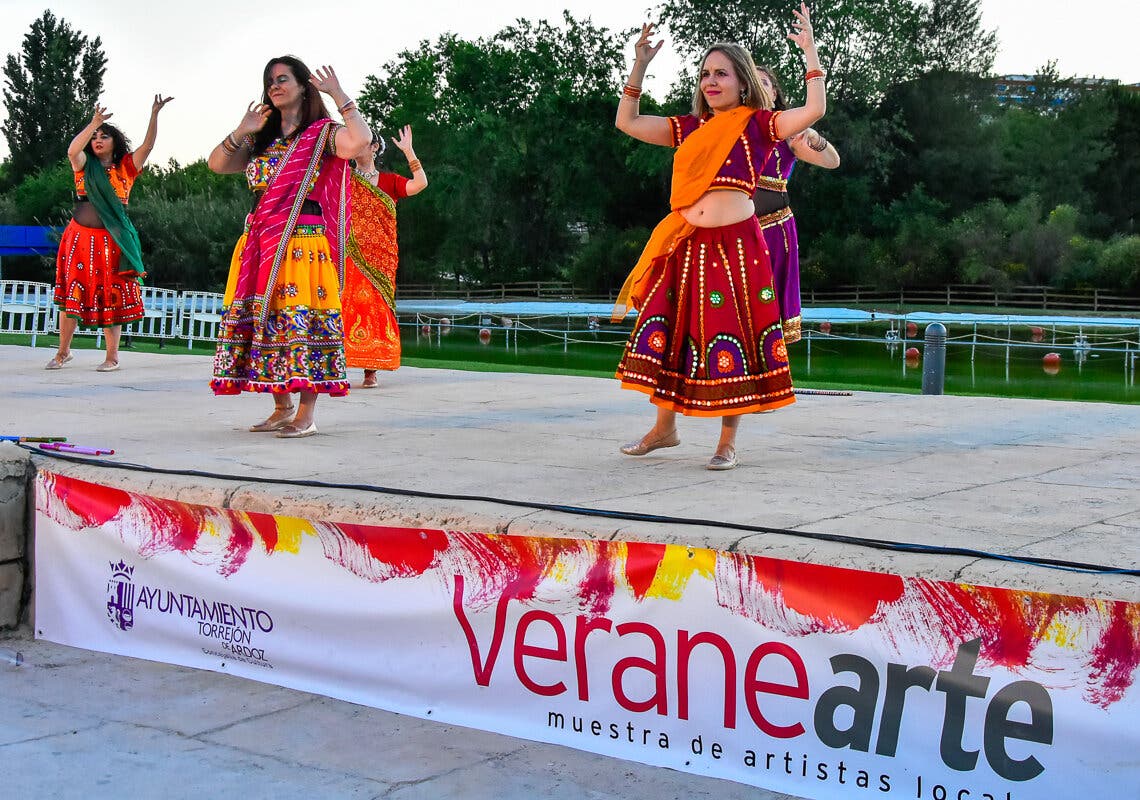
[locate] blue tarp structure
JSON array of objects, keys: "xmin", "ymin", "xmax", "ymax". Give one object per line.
[{"xmin": 0, "ymin": 226, "xmax": 58, "ymax": 257}]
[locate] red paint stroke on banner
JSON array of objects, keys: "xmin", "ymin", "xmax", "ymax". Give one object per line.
[
  {"xmin": 727, "ymin": 554, "xmax": 906, "ymax": 631},
  {"xmin": 581, "ymin": 540, "xmax": 620, "ymax": 615},
  {"xmin": 337, "ymin": 523, "xmax": 450, "ymax": 577},
  {"xmin": 51, "ymin": 476, "xmax": 131, "ymax": 527},
  {"xmin": 1089, "ymin": 603, "xmax": 1140, "ymax": 708},
  {"xmin": 452, "ymin": 535, "xmax": 593, "ymax": 604},
  {"xmin": 625, "ymin": 542, "xmax": 667, "ymax": 601},
  {"xmin": 925, "ymin": 584, "xmax": 1088, "ymax": 667},
  {"xmin": 757, "ymin": 557, "xmax": 905, "ymax": 630},
  {"xmin": 245, "ymin": 511, "xmax": 280, "ymax": 554},
  {"xmin": 46, "ymin": 473, "xmax": 255, "ymax": 576}
]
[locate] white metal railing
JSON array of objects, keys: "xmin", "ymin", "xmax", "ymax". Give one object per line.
[
  {"xmin": 180, "ymin": 291, "xmax": 226, "ymax": 348},
  {"xmin": 0, "ymin": 280, "xmax": 56, "ymax": 347}
]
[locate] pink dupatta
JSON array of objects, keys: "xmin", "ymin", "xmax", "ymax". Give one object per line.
[{"xmin": 234, "ymin": 118, "xmax": 351, "ymax": 328}]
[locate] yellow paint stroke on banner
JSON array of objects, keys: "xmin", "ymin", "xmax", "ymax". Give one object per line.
[{"xmin": 645, "ymin": 544, "xmax": 716, "ymax": 600}]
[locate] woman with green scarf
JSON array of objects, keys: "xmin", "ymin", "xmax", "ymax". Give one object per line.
[{"xmin": 46, "ymin": 96, "xmax": 172, "ymax": 372}]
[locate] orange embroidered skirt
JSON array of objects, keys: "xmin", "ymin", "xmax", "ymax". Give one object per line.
[
  {"xmin": 53, "ymin": 219, "xmax": 144, "ymax": 327},
  {"xmin": 343, "ymin": 177, "xmax": 401, "ymax": 370},
  {"xmin": 616, "ymin": 216, "xmax": 795, "ymax": 416}
]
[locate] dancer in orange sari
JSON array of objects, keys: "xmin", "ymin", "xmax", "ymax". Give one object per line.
[
  {"xmin": 343, "ymin": 125, "xmax": 428, "ymax": 388},
  {"xmin": 613, "ymin": 3, "xmax": 826, "ymax": 470}
]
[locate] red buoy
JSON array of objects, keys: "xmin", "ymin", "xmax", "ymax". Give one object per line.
[
  {"xmin": 1043, "ymin": 352, "xmax": 1061, "ymax": 375},
  {"xmin": 905, "ymin": 321, "xmax": 918, "ymax": 338},
  {"xmin": 1030, "ymin": 326, "xmax": 1044, "ymax": 342},
  {"xmin": 819, "ymin": 321, "xmax": 832, "ymax": 334},
  {"xmin": 905, "ymin": 346, "xmax": 920, "ymax": 367},
  {"xmin": 478, "ymin": 328, "xmax": 492, "ymax": 345}
]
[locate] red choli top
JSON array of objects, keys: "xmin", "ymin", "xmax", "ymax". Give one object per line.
[
  {"xmin": 667, "ymin": 109, "xmax": 783, "ymax": 197},
  {"xmin": 375, "ymin": 172, "xmax": 409, "ymax": 201},
  {"xmin": 73, "ymin": 153, "xmax": 140, "ymax": 204}
]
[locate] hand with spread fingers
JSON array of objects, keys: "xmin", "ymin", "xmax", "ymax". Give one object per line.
[
  {"xmin": 237, "ymin": 102, "xmax": 272, "ymax": 137},
  {"xmin": 787, "ymin": 2, "xmax": 816, "ymax": 52},
  {"xmin": 309, "ymin": 65, "xmax": 344, "ymax": 98},
  {"xmin": 634, "ymin": 23, "xmax": 664, "ymax": 64}
]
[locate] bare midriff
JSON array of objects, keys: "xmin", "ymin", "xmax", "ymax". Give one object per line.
[
  {"xmin": 71, "ymin": 200, "xmax": 105, "ymax": 228},
  {"xmin": 679, "ymin": 188, "xmax": 754, "ymax": 228}
]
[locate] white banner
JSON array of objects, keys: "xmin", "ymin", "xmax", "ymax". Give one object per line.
[{"xmin": 35, "ymin": 472, "xmax": 1140, "ymax": 798}]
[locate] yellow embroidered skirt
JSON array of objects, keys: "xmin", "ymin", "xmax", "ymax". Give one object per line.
[{"xmin": 211, "ymin": 221, "xmax": 349, "ymax": 396}]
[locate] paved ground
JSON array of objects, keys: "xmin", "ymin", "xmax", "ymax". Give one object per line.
[{"xmin": 2, "ymin": 342, "xmax": 1138, "ymax": 798}]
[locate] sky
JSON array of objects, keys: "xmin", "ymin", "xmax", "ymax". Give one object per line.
[{"xmin": 0, "ymin": 0, "xmax": 1136, "ymax": 165}]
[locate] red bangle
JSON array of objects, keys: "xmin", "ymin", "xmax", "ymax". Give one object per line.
[
  {"xmin": 622, "ymin": 84, "xmax": 643, "ymax": 99},
  {"xmin": 805, "ymin": 69, "xmax": 825, "ymax": 82}
]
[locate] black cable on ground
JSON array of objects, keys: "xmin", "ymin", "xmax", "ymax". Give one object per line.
[{"xmin": 19, "ymin": 444, "xmax": 1138, "ymax": 577}]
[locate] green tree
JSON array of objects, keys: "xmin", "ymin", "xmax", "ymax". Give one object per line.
[
  {"xmin": 654, "ymin": 0, "xmax": 925, "ymax": 106},
  {"xmin": 358, "ymin": 14, "xmax": 661, "ymax": 286},
  {"xmin": 919, "ymin": 0, "xmax": 996, "ymax": 74},
  {"xmin": 2, "ymin": 11, "xmax": 106, "ymax": 185},
  {"xmin": 996, "ymin": 93, "xmax": 1113, "ymax": 214},
  {"xmin": 1089, "ymin": 87, "xmax": 1140, "ymax": 236},
  {"xmin": 879, "ymin": 70, "xmax": 1001, "ymax": 216}
]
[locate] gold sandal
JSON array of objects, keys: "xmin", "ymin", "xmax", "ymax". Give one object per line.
[{"xmin": 249, "ymin": 406, "xmax": 296, "ymax": 432}]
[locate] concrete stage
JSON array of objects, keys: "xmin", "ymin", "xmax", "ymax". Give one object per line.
[
  {"xmin": 1, "ymin": 342, "xmax": 1138, "ymax": 798},
  {"xmin": 3, "ymin": 343, "xmax": 1137, "ymax": 601}
]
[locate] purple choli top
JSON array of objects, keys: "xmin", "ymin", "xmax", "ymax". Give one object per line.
[
  {"xmin": 758, "ymin": 139, "xmax": 796, "ymax": 192},
  {"xmin": 667, "ymin": 109, "xmax": 783, "ymax": 198}
]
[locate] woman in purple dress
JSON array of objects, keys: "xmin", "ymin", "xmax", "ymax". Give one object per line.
[{"xmin": 754, "ymin": 66, "xmax": 839, "ymax": 344}]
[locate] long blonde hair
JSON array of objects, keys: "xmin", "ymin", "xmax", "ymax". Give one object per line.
[{"xmin": 691, "ymin": 43, "xmax": 773, "ymax": 118}]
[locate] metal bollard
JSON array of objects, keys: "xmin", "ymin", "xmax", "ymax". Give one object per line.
[{"xmin": 922, "ymin": 322, "xmax": 947, "ymax": 395}]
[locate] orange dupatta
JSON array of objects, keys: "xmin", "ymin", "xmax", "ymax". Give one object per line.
[{"xmin": 612, "ymin": 105, "xmax": 755, "ymax": 322}]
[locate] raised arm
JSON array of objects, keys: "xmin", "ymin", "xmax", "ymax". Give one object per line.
[
  {"xmin": 131, "ymin": 94, "xmax": 173, "ymax": 170},
  {"xmin": 310, "ymin": 66, "xmax": 372, "ymax": 158},
  {"xmin": 67, "ymin": 104, "xmax": 111, "ymax": 172},
  {"xmin": 208, "ymin": 102, "xmax": 270, "ymax": 175},
  {"xmin": 392, "ymin": 125, "xmax": 428, "ymax": 196},
  {"xmin": 615, "ymin": 24, "xmax": 673, "ymax": 146},
  {"xmin": 788, "ymin": 128, "xmax": 840, "ymax": 168},
  {"xmin": 774, "ymin": 3, "xmax": 827, "ymax": 140}
]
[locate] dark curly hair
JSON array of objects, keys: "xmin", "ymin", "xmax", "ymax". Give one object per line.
[{"xmin": 83, "ymin": 123, "xmax": 131, "ymax": 166}]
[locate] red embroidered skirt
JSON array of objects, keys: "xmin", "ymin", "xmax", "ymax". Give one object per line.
[
  {"xmin": 53, "ymin": 220, "xmax": 144, "ymax": 327},
  {"xmin": 616, "ymin": 216, "xmax": 795, "ymax": 416}
]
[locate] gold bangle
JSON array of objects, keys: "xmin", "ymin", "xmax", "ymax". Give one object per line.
[{"xmin": 407, "ymin": 158, "xmax": 422, "ymax": 173}]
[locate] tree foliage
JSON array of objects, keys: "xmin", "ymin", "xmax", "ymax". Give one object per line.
[
  {"xmin": 1, "ymin": 8, "xmax": 1136, "ymax": 296},
  {"xmin": 2, "ymin": 11, "xmax": 106, "ymax": 186},
  {"xmin": 358, "ymin": 13, "xmax": 667, "ymax": 285}
]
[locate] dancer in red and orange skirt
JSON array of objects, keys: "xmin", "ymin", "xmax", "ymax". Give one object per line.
[
  {"xmin": 343, "ymin": 125, "xmax": 428, "ymax": 389},
  {"xmin": 613, "ymin": 3, "xmax": 826, "ymax": 470},
  {"xmin": 206, "ymin": 57, "xmax": 371, "ymax": 438},
  {"xmin": 47, "ymin": 95, "xmax": 172, "ymax": 372}
]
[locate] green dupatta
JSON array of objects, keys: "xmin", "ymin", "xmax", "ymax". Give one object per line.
[{"xmin": 83, "ymin": 158, "xmax": 145, "ymax": 277}]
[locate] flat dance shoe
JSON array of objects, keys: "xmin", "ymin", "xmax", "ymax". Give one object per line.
[
  {"xmin": 620, "ymin": 430, "xmax": 680, "ymax": 456},
  {"xmin": 706, "ymin": 448, "xmax": 738, "ymax": 471},
  {"xmin": 249, "ymin": 407, "xmax": 295, "ymax": 433},
  {"xmin": 275, "ymin": 422, "xmax": 318, "ymax": 439},
  {"xmin": 44, "ymin": 354, "xmax": 73, "ymax": 370},
  {"xmin": 95, "ymin": 360, "xmax": 120, "ymax": 372}
]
